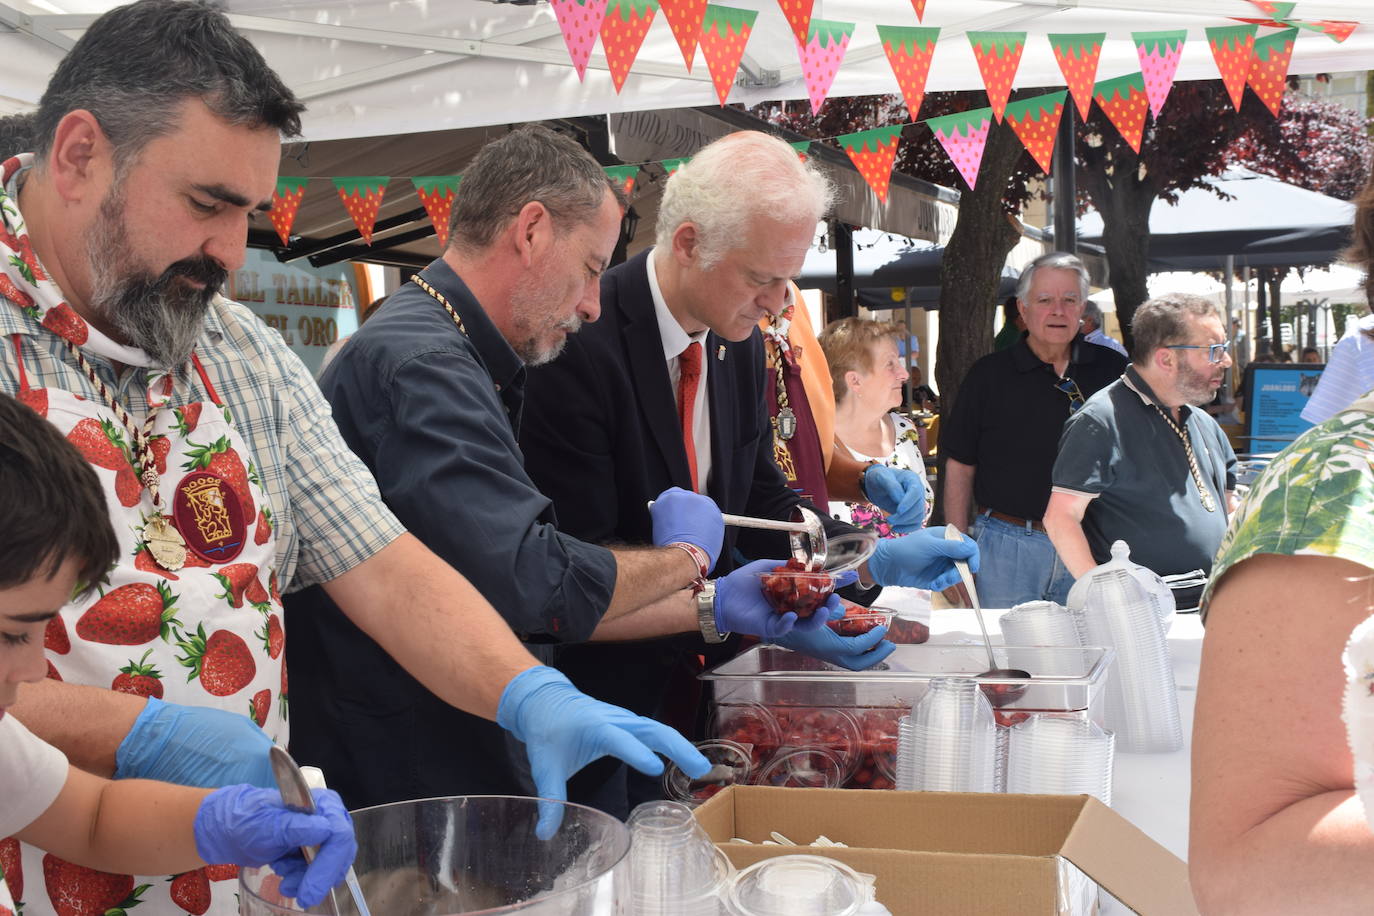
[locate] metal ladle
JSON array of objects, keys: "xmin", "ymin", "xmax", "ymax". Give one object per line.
[
  {"xmin": 647, "ymin": 501, "xmax": 828, "ymax": 569},
  {"xmin": 943, "ymin": 526, "xmax": 1030, "ymax": 707}
]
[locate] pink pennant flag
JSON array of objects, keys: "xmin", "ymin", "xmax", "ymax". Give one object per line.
[
  {"xmin": 551, "ymin": 0, "xmax": 609, "ymax": 80},
  {"xmin": 926, "ymin": 107, "xmax": 994, "ymax": 190},
  {"xmin": 796, "ymin": 19, "xmax": 854, "ymax": 115},
  {"xmin": 1133, "ymin": 30, "xmax": 1187, "ymax": 119}
]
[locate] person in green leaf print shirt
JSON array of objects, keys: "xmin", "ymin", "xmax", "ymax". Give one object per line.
[{"xmin": 1190, "ymin": 169, "xmax": 1374, "ymax": 915}]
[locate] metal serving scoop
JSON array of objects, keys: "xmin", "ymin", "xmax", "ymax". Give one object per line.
[
  {"xmin": 942, "ymin": 526, "xmax": 1031, "ymax": 707},
  {"xmin": 648, "ymin": 501, "xmax": 829, "ymax": 569}
]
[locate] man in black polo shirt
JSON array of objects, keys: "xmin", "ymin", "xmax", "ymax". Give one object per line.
[
  {"xmin": 942, "ymin": 252, "xmax": 1128, "ymax": 608},
  {"xmin": 1045, "ymin": 294, "xmax": 1237, "ymax": 610}
]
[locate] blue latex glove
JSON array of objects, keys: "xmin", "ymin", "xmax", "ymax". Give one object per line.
[
  {"xmin": 772, "ymin": 622, "xmax": 896, "ymax": 671},
  {"xmin": 716, "ymin": 560, "xmax": 857, "ymax": 640},
  {"xmin": 115, "ymin": 697, "xmax": 274, "ymax": 788},
  {"xmin": 650, "ymin": 486, "xmax": 725, "ymax": 572},
  {"xmin": 193, "ymin": 785, "xmax": 356, "ymax": 909},
  {"xmin": 865, "ymin": 526, "xmax": 979, "ymax": 592},
  {"xmin": 862, "ymin": 464, "xmax": 927, "ymax": 534},
  {"xmin": 498, "ymin": 666, "xmax": 710, "ymax": 839}
]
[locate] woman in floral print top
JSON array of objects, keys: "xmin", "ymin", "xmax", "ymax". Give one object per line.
[{"xmin": 1190, "ymin": 390, "xmax": 1374, "ymax": 913}]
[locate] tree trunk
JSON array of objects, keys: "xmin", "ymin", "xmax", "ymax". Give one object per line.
[
  {"xmin": 1077, "ymin": 145, "xmax": 1156, "ymax": 354},
  {"xmin": 931, "ymin": 117, "xmax": 1023, "ymax": 523}
]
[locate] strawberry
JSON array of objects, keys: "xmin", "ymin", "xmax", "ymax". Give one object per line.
[
  {"xmin": 1206, "ymin": 24, "xmax": 1257, "ymax": 111},
  {"xmin": 45, "ymin": 659, "xmax": 61, "ymax": 681},
  {"xmin": 332, "ymin": 178, "xmax": 389, "ymax": 246},
  {"xmin": 213, "ymin": 562, "xmax": 260, "ymax": 609},
  {"xmin": 203, "ymin": 864, "xmax": 238, "ymax": 882},
  {"xmin": 182, "ymin": 436, "xmax": 254, "ymax": 518},
  {"xmin": 1247, "ymin": 28, "xmax": 1297, "ymax": 117},
  {"xmin": 1092, "ymin": 73, "xmax": 1150, "ymax": 154},
  {"xmin": 175, "ymin": 623, "xmax": 256, "ymax": 696},
  {"xmin": 1048, "ymin": 32, "xmax": 1104, "ymax": 119},
  {"xmin": 412, "ymin": 179, "xmax": 458, "ymax": 249},
  {"xmin": 76, "ymin": 581, "xmax": 180, "ymax": 645},
  {"xmin": 967, "ymin": 30, "xmax": 1026, "ymax": 122},
  {"xmin": 759, "ymin": 558, "xmax": 836, "ymax": 617},
  {"xmin": 111, "ymin": 649, "xmax": 164, "ymax": 698},
  {"xmin": 280, "ymin": 661, "xmax": 289, "ymax": 720},
  {"xmin": 169, "ymin": 868, "xmax": 210, "ymax": 915},
  {"xmin": 133, "ymin": 546, "xmax": 178, "ymax": 580},
  {"xmin": 244, "ymin": 575, "xmax": 270, "ymax": 610},
  {"xmin": 174, "ymin": 403, "xmax": 203, "ymax": 437},
  {"xmin": 39, "ymin": 302, "xmax": 88, "ymax": 346},
  {"xmin": 268, "ymin": 569, "xmax": 281, "ymax": 603},
  {"xmin": 796, "ymin": 19, "xmax": 853, "ymax": 114},
  {"xmin": 114, "ymin": 463, "xmax": 142, "ymax": 507},
  {"xmin": 550, "ymin": 0, "xmax": 609, "ymax": 81},
  {"xmin": 926, "ymin": 106, "xmax": 994, "ymax": 190},
  {"xmin": 253, "ymin": 507, "xmax": 273, "ymax": 546},
  {"xmin": 876, "ymin": 25, "xmax": 938, "ymax": 121},
  {"xmin": 14, "ymin": 233, "xmax": 47, "ymax": 283},
  {"xmin": 270, "ymin": 178, "xmax": 309, "ymax": 248},
  {"xmin": 257, "ymin": 613, "xmax": 284, "ymax": 659},
  {"xmin": 149, "ymin": 434, "xmax": 170, "ymax": 474},
  {"xmin": 67, "ymin": 418, "xmax": 128, "ymax": 471},
  {"xmin": 887, "ymin": 614, "xmax": 930, "ymax": 644},
  {"xmin": 45, "ymin": 614, "xmax": 70, "ymax": 654},
  {"xmin": 0, "ymin": 274, "xmax": 33, "ymax": 309},
  {"xmin": 699, "ymin": 5, "xmax": 756, "ymax": 106},
  {"xmin": 777, "ymin": 0, "xmax": 813, "ymax": 45},
  {"xmin": 41, "ymin": 854, "xmax": 146, "ymax": 916},
  {"xmin": 1133, "ymin": 30, "xmax": 1188, "ymax": 119},
  {"xmin": 659, "ymin": 0, "xmax": 707, "ymax": 70},
  {"xmin": 1005, "ymin": 90, "xmax": 1066, "ymax": 174},
  {"xmin": 0, "ymin": 836, "xmax": 22, "ymax": 902},
  {"xmin": 839, "ymin": 124, "xmax": 903, "ymax": 203},
  {"xmin": 249, "ymin": 689, "xmax": 271, "ymax": 727},
  {"xmin": 16, "ymin": 386, "xmax": 47, "ymax": 417},
  {"xmin": 600, "ymin": 0, "xmax": 657, "ymax": 93}
]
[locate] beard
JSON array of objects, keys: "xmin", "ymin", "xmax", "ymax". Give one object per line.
[
  {"xmin": 506, "ymin": 270, "xmax": 582, "ymax": 367},
  {"xmin": 85, "ymin": 188, "xmax": 226, "ymax": 367},
  {"xmin": 1176, "ymin": 359, "xmax": 1220, "ymax": 406}
]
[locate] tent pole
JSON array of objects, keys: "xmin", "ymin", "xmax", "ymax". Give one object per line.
[
  {"xmin": 1223, "ymin": 255, "xmax": 1235, "ymax": 397},
  {"xmin": 904, "ymin": 297, "xmax": 914, "ymax": 410},
  {"xmin": 833, "ymin": 221, "xmax": 856, "ymax": 321},
  {"xmin": 1051, "ymin": 104, "xmax": 1077, "ymax": 255}
]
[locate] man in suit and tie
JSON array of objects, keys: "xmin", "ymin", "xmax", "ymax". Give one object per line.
[{"xmin": 520, "ymin": 130, "xmax": 978, "ymax": 815}]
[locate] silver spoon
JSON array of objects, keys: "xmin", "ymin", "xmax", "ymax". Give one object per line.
[
  {"xmin": 647, "ymin": 502, "xmax": 829, "ymax": 569},
  {"xmin": 943, "ymin": 526, "xmax": 1030, "ymax": 707}
]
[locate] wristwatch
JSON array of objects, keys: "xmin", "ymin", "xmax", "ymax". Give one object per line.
[{"xmin": 696, "ymin": 580, "xmax": 728, "ymax": 644}]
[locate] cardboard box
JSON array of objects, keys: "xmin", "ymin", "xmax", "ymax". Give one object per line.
[{"xmin": 693, "ymin": 786, "xmax": 1198, "ymax": 916}]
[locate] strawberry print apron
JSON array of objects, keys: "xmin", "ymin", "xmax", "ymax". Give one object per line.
[{"xmin": 1, "ymin": 154, "xmax": 282, "ymax": 916}]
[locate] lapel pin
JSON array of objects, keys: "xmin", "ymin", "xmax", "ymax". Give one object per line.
[{"xmin": 717, "ymin": 345, "xmax": 726, "ymax": 361}]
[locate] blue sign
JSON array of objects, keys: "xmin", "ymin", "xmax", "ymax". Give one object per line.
[{"xmin": 1244, "ymin": 363, "xmax": 1323, "ymax": 454}]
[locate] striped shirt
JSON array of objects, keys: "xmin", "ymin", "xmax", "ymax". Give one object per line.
[
  {"xmin": 1300, "ymin": 314, "xmax": 1374, "ymax": 426},
  {"xmin": 0, "ymin": 293, "xmax": 406, "ymax": 593}
]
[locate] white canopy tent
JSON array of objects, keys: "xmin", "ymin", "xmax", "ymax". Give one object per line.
[{"xmin": 0, "ymin": 1, "xmax": 1370, "ymax": 142}]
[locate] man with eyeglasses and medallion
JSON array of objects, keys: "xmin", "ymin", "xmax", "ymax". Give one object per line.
[
  {"xmin": 1045, "ymin": 294, "xmax": 1238, "ymax": 611},
  {"xmin": 942, "ymin": 252, "xmax": 1128, "ymax": 607}
]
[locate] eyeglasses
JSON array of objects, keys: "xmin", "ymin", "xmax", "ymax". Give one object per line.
[
  {"xmin": 1055, "ymin": 376, "xmax": 1085, "ymax": 411},
  {"xmin": 1167, "ymin": 342, "xmax": 1231, "ymax": 363}
]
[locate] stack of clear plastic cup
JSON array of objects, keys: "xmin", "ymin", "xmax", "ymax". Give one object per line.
[
  {"xmin": 725, "ymin": 855, "xmax": 870, "ymax": 916},
  {"xmin": 895, "ymin": 677, "xmax": 997, "ymax": 792},
  {"xmin": 626, "ymin": 801, "xmax": 732, "ymax": 915},
  {"xmin": 1000, "ymin": 600, "xmax": 1086, "ymax": 684},
  {"xmin": 1072, "ymin": 567, "xmax": 1183, "ymax": 753},
  {"xmin": 1006, "ymin": 714, "xmax": 1115, "ymax": 805}
]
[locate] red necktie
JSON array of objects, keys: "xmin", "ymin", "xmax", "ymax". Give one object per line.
[{"xmin": 677, "ymin": 341, "xmax": 702, "ymax": 491}]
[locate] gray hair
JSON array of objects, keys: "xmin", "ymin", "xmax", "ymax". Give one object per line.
[
  {"xmin": 1081, "ymin": 298, "xmax": 1104, "ymax": 327},
  {"xmin": 1129, "ymin": 293, "xmax": 1220, "ymax": 365},
  {"xmin": 655, "ymin": 131, "xmax": 834, "ymax": 269},
  {"xmin": 449, "ymin": 124, "xmax": 623, "ymax": 251},
  {"xmin": 34, "ymin": 1, "xmax": 303, "ymax": 170},
  {"xmin": 1016, "ymin": 251, "xmax": 1091, "ymax": 303}
]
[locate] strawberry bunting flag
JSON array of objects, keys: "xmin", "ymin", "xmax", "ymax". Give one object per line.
[
  {"xmin": 797, "ymin": 19, "xmax": 854, "ymax": 115},
  {"xmin": 699, "ymin": 4, "xmax": 757, "ymax": 105},
  {"xmin": 660, "ymin": 0, "xmax": 709, "ymax": 71},
  {"xmin": 1206, "ymin": 24, "xmax": 1257, "ymax": 111},
  {"xmin": 967, "ymin": 31, "xmax": 1026, "ymax": 123},
  {"xmin": 838, "ymin": 125, "xmax": 903, "ymax": 203},
  {"xmin": 604, "ymin": 165, "xmax": 640, "ymax": 196},
  {"xmin": 412, "ymin": 176, "xmax": 462, "ymax": 249},
  {"xmin": 660, "ymin": 157, "xmax": 691, "ymax": 176},
  {"xmin": 1048, "ymin": 33, "xmax": 1104, "ymax": 119},
  {"xmin": 1005, "ymin": 91, "xmax": 1066, "ymax": 174},
  {"xmin": 1092, "ymin": 73, "xmax": 1151, "ymax": 154},
  {"xmin": 789, "ymin": 140, "xmax": 811, "ymax": 161},
  {"xmin": 1248, "ymin": 27, "xmax": 1298, "ymax": 116},
  {"xmin": 925, "ymin": 107, "xmax": 994, "ymax": 190},
  {"xmin": 333, "ymin": 177, "xmax": 389, "ymax": 246},
  {"xmin": 876, "ymin": 25, "xmax": 939, "ymax": 122},
  {"xmin": 551, "ymin": 0, "xmax": 609, "ymax": 81},
  {"xmin": 269, "ymin": 177, "xmax": 308, "ymax": 247},
  {"xmin": 776, "ymin": 0, "xmax": 813, "ymax": 47},
  {"xmin": 601, "ymin": 0, "xmax": 658, "ymax": 93},
  {"xmin": 1133, "ymin": 30, "xmax": 1187, "ymax": 119}
]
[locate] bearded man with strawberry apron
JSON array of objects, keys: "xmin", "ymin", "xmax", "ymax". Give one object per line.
[{"xmin": 0, "ymin": 3, "xmax": 714, "ymax": 914}]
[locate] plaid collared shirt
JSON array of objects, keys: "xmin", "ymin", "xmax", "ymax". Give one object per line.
[{"xmin": 0, "ymin": 293, "xmax": 406, "ymax": 592}]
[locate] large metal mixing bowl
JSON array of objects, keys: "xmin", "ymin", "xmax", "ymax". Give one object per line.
[{"xmin": 239, "ymin": 795, "xmax": 629, "ymax": 915}]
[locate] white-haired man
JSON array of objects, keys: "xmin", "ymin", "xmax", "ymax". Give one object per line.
[{"xmin": 519, "ymin": 130, "xmax": 977, "ymax": 816}]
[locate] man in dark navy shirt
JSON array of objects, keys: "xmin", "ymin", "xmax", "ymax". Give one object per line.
[{"xmin": 941, "ymin": 252, "xmax": 1128, "ymax": 608}]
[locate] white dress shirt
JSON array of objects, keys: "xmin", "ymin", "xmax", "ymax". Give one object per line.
[
  {"xmin": 647, "ymin": 250, "xmax": 712, "ymax": 490},
  {"xmin": 1300, "ymin": 313, "xmax": 1374, "ymax": 425}
]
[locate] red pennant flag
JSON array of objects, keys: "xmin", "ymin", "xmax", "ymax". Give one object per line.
[
  {"xmin": 1049, "ymin": 33, "xmax": 1105, "ymax": 119},
  {"xmin": 604, "ymin": 165, "xmax": 639, "ymax": 197},
  {"xmin": 876, "ymin": 25, "xmax": 939, "ymax": 122},
  {"xmin": 551, "ymin": 0, "xmax": 609, "ymax": 81},
  {"xmin": 699, "ymin": 4, "xmax": 756, "ymax": 105},
  {"xmin": 333, "ymin": 177, "xmax": 389, "ymax": 245},
  {"xmin": 1246, "ymin": 0, "xmax": 1295, "ymax": 17},
  {"xmin": 601, "ymin": 0, "xmax": 658, "ymax": 93},
  {"xmin": 911, "ymin": 0, "xmax": 927, "ymax": 22},
  {"xmin": 797, "ymin": 19, "xmax": 854, "ymax": 115},
  {"xmin": 776, "ymin": 0, "xmax": 813, "ymax": 47},
  {"xmin": 838, "ymin": 125, "xmax": 903, "ymax": 203},
  {"xmin": 1134, "ymin": 30, "xmax": 1187, "ymax": 119},
  {"xmin": 967, "ymin": 31, "xmax": 1026, "ymax": 123},
  {"xmin": 1248, "ymin": 27, "xmax": 1298, "ymax": 116},
  {"xmin": 1206, "ymin": 24, "xmax": 1257, "ymax": 111},
  {"xmin": 660, "ymin": 0, "xmax": 709, "ymax": 71},
  {"xmin": 412, "ymin": 176, "xmax": 461, "ymax": 249},
  {"xmin": 1092, "ymin": 73, "xmax": 1150, "ymax": 154},
  {"xmin": 925, "ymin": 107, "xmax": 994, "ymax": 190},
  {"xmin": 1005, "ymin": 91, "xmax": 1066, "ymax": 174},
  {"xmin": 269, "ymin": 177, "xmax": 308, "ymax": 247}
]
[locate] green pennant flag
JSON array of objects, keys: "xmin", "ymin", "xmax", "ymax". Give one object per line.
[
  {"xmin": 604, "ymin": 165, "xmax": 640, "ymax": 195},
  {"xmin": 660, "ymin": 157, "xmax": 691, "ymax": 176},
  {"xmin": 788, "ymin": 140, "xmax": 812, "ymax": 160}
]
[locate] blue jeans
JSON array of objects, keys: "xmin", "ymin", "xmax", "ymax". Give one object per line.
[{"xmin": 968, "ymin": 512, "xmax": 1075, "ymax": 608}]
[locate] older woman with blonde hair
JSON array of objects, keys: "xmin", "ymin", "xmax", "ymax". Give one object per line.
[{"xmin": 819, "ymin": 317, "xmax": 932, "ymax": 536}]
